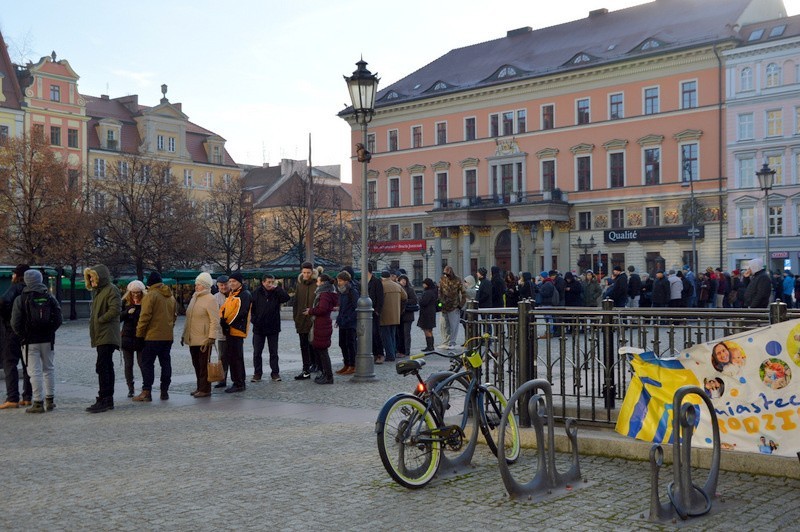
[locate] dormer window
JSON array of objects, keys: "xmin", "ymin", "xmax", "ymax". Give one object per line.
[
  {"xmin": 748, "ymin": 28, "xmax": 765, "ymax": 41},
  {"xmin": 107, "ymin": 130, "xmax": 118, "ymax": 151},
  {"xmin": 634, "ymin": 38, "xmax": 667, "ymax": 52},
  {"xmin": 213, "ymin": 146, "xmax": 222, "ymax": 164},
  {"xmin": 573, "ymin": 54, "xmax": 592, "ymax": 64},
  {"xmin": 498, "ymin": 66, "xmax": 517, "ymax": 78},
  {"xmin": 385, "ymin": 91, "xmax": 399, "ymax": 100},
  {"xmin": 433, "ymin": 82, "xmax": 447, "ymax": 91}
]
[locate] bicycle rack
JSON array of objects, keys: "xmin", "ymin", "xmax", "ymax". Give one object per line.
[
  {"xmin": 647, "ymin": 385, "xmax": 722, "ymax": 522},
  {"xmin": 425, "ymin": 371, "xmax": 480, "ymax": 478},
  {"xmin": 497, "ymin": 379, "xmax": 585, "ymax": 500}
]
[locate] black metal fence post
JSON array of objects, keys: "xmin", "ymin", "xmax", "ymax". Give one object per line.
[
  {"xmin": 517, "ymin": 300, "xmax": 531, "ymax": 427},
  {"xmin": 602, "ymin": 298, "xmax": 616, "ymax": 410}
]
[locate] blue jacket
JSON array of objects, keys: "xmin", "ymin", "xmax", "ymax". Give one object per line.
[
  {"xmin": 783, "ymin": 275, "xmax": 794, "ymax": 296},
  {"xmin": 336, "ymin": 283, "xmax": 359, "ymax": 329}
]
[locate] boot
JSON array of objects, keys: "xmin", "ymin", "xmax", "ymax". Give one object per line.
[
  {"xmin": 25, "ymin": 401, "xmax": 45, "ymax": 414},
  {"xmin": 45, "ymin": 396, "xmax": 56, "ymax": 411},
  {"xmin": 86, "ymin": 397, "xmax": 114, "ymax": 413},
  {"xmin": 160, "ymin": 390, "xmax": 169, "ymax": 400},
  {"xmin": 133, "ymin": 390, "xmax": 152, "ymax": 402},
  {"xmin": 127, "ymin": 384, "xmax": 135, "ymax": 398},
  {"xmin": 423, "ymin": 336, "xmax": 435, "ymax": 352}
]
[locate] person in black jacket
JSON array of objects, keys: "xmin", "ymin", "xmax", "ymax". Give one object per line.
[
  {"xmin": 476, "ymin": 267, "xmax": 492, "ymax": 309},
  {"xmin": 608, "ymin": 265, "xmax": 629, "ymax": 307},
  {"xmin": 0, "ymin": 263, "xmax": 32, "ymax": 409},
  {"xmin": 416, "ymin": 279, "xmax": 437, "ymax": 352},
  {"xmin": 120, "ymin": 280, "xmax": 146, "ymax": 397},
  {"xmin": 367, "ymin": 264, "xmax": 385, "ymax": 363},
  {"xmin": 250, "ymin": 273, "xmax": 290, "ymax": 382},
  {"xmin": 335, "ymin": 271, "xmax": 359, "ymax": 374},
  {"xmin": 490, "ymin": 266, "xmax": 505, "ymax": 307},
  {"xmin": 743, "ymin": 258, "xmax": 772, "ymax": 308},
  {"xmin": 651, "ymin": 271, "xmax": 670, "ymax": 308},
  {"xmin": 626, "ymin": 265, "xmax": 641, "ymax": 308}
]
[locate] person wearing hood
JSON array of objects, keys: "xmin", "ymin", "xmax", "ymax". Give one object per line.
[
  {"xmin": 463, "ymin": 275, "xmax": 477, "ymax": 301},
  {"xmin": 120, "ymin": 280, "xmax": 147, "ymax": 398},
  {"xmin": 0, "ymin": 263, "xmax": 33, "ymax": 409},
  {"xmin": 743, "ymin": 258, "xmax": 771, "ymax": 308},
  {"xmin": 84, "ymin": 264, "xmax": 121, "ymax": 413},
  {"xmin": 563, "ymin": 271, "xmax": 583, "ymax": 306},
  {"xmin": 10, "ymin": 270, "xmax": 62, "ymax": 413},
  {"xmin": 293, "ymin": 263, "xmax": 319, "ymax": 379},
  {"xmin": 182, "ymin": 272, "xmax": 220, "ymax": 398},
  {"xmin": 219, "ymin": 272, "xmax": 251, "ymax": 393},
  {"xmin": 133, "ymin": 271, "xmax": 177, "ymax": 402},
  {"xmin": 304, "ymin": 273, "xmax": 338, "ymax": 384}
]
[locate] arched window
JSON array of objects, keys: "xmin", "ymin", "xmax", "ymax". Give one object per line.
[
  {"xmin": 766, "ymin": 63, "xmax": 781, "ymax": 87},
  {"xmin": 740, "ymin": 67, "xmax": 753, "ymax": 91}
]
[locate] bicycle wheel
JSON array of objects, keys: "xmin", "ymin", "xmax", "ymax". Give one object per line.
[
  {"xmin": 376, "ymin": 394, "xmax": 441, "ymax": 489},
  {"xmin": 478, "ymin": 385, "xmax": 520, "ymax": 463},
  {"xmin": 426, "ymin": 372, "xmax": 476, "ymax": 464}
]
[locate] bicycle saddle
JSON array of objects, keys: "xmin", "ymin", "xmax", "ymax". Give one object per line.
[{"xmin": 395, "ymin": 359, "xmax": 425, "ymax": 376}]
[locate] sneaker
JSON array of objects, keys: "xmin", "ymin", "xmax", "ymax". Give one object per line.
[
  {"xmin": 0, "ymin": 401, "xmax": 19, "ymax": 409},
  {"xmin": 294, "ymin": 371, "xmax": 311, "ymax": 380},
  {"xmin": 271, "ymin": 374, "xmax": 282, "ymax": 382}
]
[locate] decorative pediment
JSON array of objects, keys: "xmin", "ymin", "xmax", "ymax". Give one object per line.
[
  {"xmin": 142, "ymin": 102, "xmax": 189, "ymax": 120},
  {"xmin": 367, "ymin": 169, "xmax": 380, "ymax": 179},
  {"xmin": 673, "ymin": 129, "xmax": 703, "ymax": 141},
  {"xmin": 431, "ymin": 161, "xmax": 451, "ymax": 171},
  {"xmin": 386, "ymin": 167, "xmax": 403, "ymax": 177},
  {"xmin": 459, "ymin": 157, "xmax": 480, "ymax": 168},
  {"xmin": 407, "ymin": 164, "xmax": 426, "ymax": 174},
  {"xmin": 602, "ymin": 139, "xmax": 628, "ymax": 151},
  {"xmin": 732, "ymin": 195, "xmax": 759, "ymax": 205},
  {"xmin": 569, "ymin": 143, "xmax": 595, "ymax": 155},
  {"xmin": 536, "ymin": 147, "xmax": 559, "ymax": 159},
  {"xmin": 637, "ymin": 134, "xmax": 664, "ymax": 146},
  {"xmin": 495, "ymin": 138, "xmax": 521, "ymax": 156}
]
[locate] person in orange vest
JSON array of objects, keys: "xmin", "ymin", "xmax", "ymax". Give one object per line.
[{"xmin": 219, "ymin": 272, "xmax": 251, "ymax": 393}]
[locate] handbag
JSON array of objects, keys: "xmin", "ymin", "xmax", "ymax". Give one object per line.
[
  {"xmin": 405, "ymin": 302, "xmax": 420, "ymax": 312},
  {"xmin": 205, "ymin": 343, "xmax": 224, "ymax": 383}
]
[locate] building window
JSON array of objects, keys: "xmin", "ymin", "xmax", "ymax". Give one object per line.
[
  {"xmin": 67, "ymin": 128, "xmax": 78, "ymax": 148},
  {"xmin": 464, "ymin": 117, "xmax": 476, "ymax": 141},
  {"xmin": 157, "ymin": 135, "xmax": 164, "ymax": 150},
  {"xmin": 204, "ymin": 171, "xmax": 213, "ymax": 188},
  {"xmin": 50, "ymin": 126, "xmax": 61, "ymax": 146},
  {"xmin": 388, "ymin": 129, "xmax": 398, "ymax": 151},
  {"xmin": 413, "ymin": 259, "xmax": 423, "ymax": 286},
  {"xmin": 578, "ymin": 211, "xmax": 591, "ymax": 231},
  {"xmin": 769, "ymin": 205, "xmax": 783, "ymax": 236},
  {"xmin": 576, "ymin": 98, "xmax": 590, "ymax": 125},
  {"xmin": 767, "ymin": 154, "xmax": 783, "ymax": 185},
  {"xmin": 609, "ymin": 93, "xmax": 623, "ymax": 120},
  {"xmin": 412, "ymin": 126, "xmax": 422, "ymax": 148},
  {"xmin": 0, "ymin": 125, "xmax": 8, "ymax": 140},
  {"xmin": 436, "ymin": 122, "xmax": 447, "ymax": 145},
  {"xmin": 740, "ymin": 207, "xmax": 755, "ymax": 237},
  {"xmin": 389, "ymin": 177, "xmax": 400, "ymax": 207},
  {"xmin": 465, "ymin": 168, "xmax": 477, "ymax": 199},
  {"xmin": 577, "ymin": 156, "xmax": 591, "ymax": 191},
  {"xmin": 367, "ymin": 180, "xmax": 377, "ymax": 209},
  {"xmin": 184, "ymin": 169, "xmax": 193, "ymax": 188},
  {"xmin": 168, "ymin": 137, "xmax": 176, "ymax": 152},
  {"xmin": 766, "ymin": 110, "xmax": 782, "ymax": 137},
  {"xmin": 223, "ymin": 173, "xmax": 231, "ymax": 185},
  {"xmin": 117, "ymin": 161, "xmax": 129, "ymax": 179},
  {"xmin": 94, "ymin": 158, "xmax": 106, "ymax": 178},
  {"xmin": 32, "ymin": 123, "xmax": 44, "ymax": 141},
  {"xmin": 516, "ymin": 109, "xmax": 527, "ymax": 133},
  {"xmin": 50, "ymin": 85, "xmax": 60, "ymax": 102},
  {"xmin": 681, "ymin": 80, "xmax": 697, "ymax": 109},
  {"xmin": 680, "ymin": 143, "xmax": 698, "ymax": 183},
  {"xmin": 737, "ymin": 113, "xmax": 754, "ymax": 140},
  {"xmin": 611, "ymin": 209, "xmax": 624, "ymax": 229},
  {"xmin": 212, "ymin": 146, "xmax": 222, "ymax": 164},
  {"xmin": 643, "ymin": 147, "xmax": 660, "ymax": 185},
  {"xmin": 609, "ymin": 153, "xmax": 625, "ymax": 188},
  {"xmin": 390, "ymin": 224, "xmax": 400, "ymax": 241},
  {"xmin": 436, "ymin": 172, "xmax": 448, "ymax": 202},
  {"xmin": 644, "ymin": 87, "xmax": 659, "ymax": 115},
  {"xmin": 501, "ymin": 111, "xmax": 514, "ymax": 135},
  {"xmin": 413, "ymin": 223, "xmax": 423, "ymax": 240},
  {"xmin": 542, "ymin": 160, "xmax": 555, "ymax": 191},
  {"xmin": 766, "ymin": 63, "xmax": 781, "ymax": 87},
  {"xmin": 737, "ymin": 156, "xmax": 756, "ymax": 188},
  {"xmin": 796, "ymin": 107, "xmax": 800, "ymax": 135},
  {"xmin": 412, "ymin": 175, "xmax": 423, "ymax": 206},
  {"xmin": 489, "ymin": 113, "xmax": 499, "ymax": 137},
  {"xmin": 740, "ymin": 67, "xmax": 753, "ymax": 91},
  {"xmin": 541, "ymin": 104, "xmax": 554, "ymax": 130},
  {"xmin": 645, "ymin": 207, "xmax": 660, "ymax": 226},
  {"xmin": 367, "ymin": 133, "xmax": 376, "ymax": 153}
]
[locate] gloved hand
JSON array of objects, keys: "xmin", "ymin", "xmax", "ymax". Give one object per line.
[
  {"xmin": 180, "ymin": 337, "xmax": 185, "ymax": 347},
  {"xmin": 203, "ymin": 337, "xmax": 215, "ymax": 347},
  {"xmin": 219, "ymin": 318, "xmax": 230, "ymax": 335}
]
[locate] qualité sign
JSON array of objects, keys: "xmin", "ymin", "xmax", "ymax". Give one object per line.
[
  {"xmin": 369, "ymin": 239, "xmax": 427, "ymax": 253},
  {"xmin": 603, "ymin": 225, "xmax": 705, "ymax": 243}
]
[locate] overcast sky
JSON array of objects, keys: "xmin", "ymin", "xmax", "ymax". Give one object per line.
[{"xmin": 2, "ymin": 0, "xmax": 798, "ymax": 182}]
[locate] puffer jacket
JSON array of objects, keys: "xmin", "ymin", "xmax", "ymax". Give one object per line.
[
  {"xmin": 136, "ymin": 282, "xmax": 177, "ymax": 341},
  {"xmin": 182, "ymin": 289, "xmax": 220, "ymax": 346},
  {"xmin": 220, "ymin": 285, "xmax": 251, "ymax": 338},
  {"xmin": 293, "ymin": 268, "xmax": 319, "ymax": 334},
  {"xmin": 309, "ymin": 282, "xmax": 337, "ymax": 349},
  {"xmin": 85, "ymin": 264, "xmax": 121, "ymax": 348},
  {"xmin": 251, "ymin": 283, "xmax": 290, "ymax": 336},
  {"xmin": 120, "ymin": 302, "xmax": 143, "ymax": 351}
]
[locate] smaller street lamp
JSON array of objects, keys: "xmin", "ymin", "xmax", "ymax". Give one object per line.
[
  {"xmin": 421, "ymin": 245, "xmax": 434, "ymax": 280},
  {"xmin": 756, "ymin": 162, "xmax": 776, "ymax": 273},
  {"xmin": 572, "ymin": 235, "xmax": 597, "ymax": 273}
]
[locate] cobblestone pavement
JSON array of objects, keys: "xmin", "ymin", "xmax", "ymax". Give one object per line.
[{"xmin": 1, "ymin": 318, "xmax": 799, "ymax": 530}]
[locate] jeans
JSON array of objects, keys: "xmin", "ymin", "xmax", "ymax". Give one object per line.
[
  {"xmin": 2, "ymin": 324, "xmax": 31, "ymax": 402},
  {"xmin": 141, "ymin": 340, "xmax": 172, "ymax": 392},
  {"xmin": 24, "ymin": 343, "xmax": 54, "ymax": 402},
  {"xmin": 225, "ymin": 336, "xmax": 245, "ymax": 388},
  {"xmin": 189, "ymin": 345, "xmax": 211, "ymax": 393},
  {"xmin": 95, "ymin": 344, "xmax": 116, "ymax": 398},
  {"xmin": 380, "ymin": 325, "xmax": 397, "ymax": 361},
  {"xmin": 253, "ymin": 332, "xmax": 280, "ymax": 377},
  {"xmin": 626, "ymin": 295, "xmax": 640, "ymax": 308},
  {"xmin": 444, "ymin": 310, "xmax": 461, "ymax": 346},
  {"xmin": 338, "ymin": 327, "xmax": 356, "ymax": 367}
]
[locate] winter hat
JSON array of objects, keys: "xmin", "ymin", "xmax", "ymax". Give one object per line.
[
  {"xmin": 195, "ymin": 272, "xmax": 213, "ymax": 289},
  {"xmin": 13, "ymin": 263, "xmax": 30, "ymax": 277},
  {"xmin": 668, "ymin": 269, "xmax": 676, "ymax": 275},
  {"xmin": 146, "ymin": 271, "xmax": 162, "ymax": 286},
  {"xmin": 464, "ymin": 275, "xmax": 476, "ymax": 288},
  {"xmin": 229, "ymin": 272, "xmax": 244, "ymax": 284},
  {"xmin": 381, "ymin": 269, "xmax": 391, "ymax": 278},
  {"xmin": 540, "ymin": 271, "xmax": 549, "ymax": 279},
  {"xmin": 478, "ymin": 267, "xmax": 488, "ymax": 277},
  {"xmin": 216, "ymin": 275, "xmax": 229, "ymax": 284},
  {"xmin": 613, "ymin": 265, "xmax": 623, "ymax": 272},
  {"xmin": 748, "ymin": 258, "xmax": 764, "ymax": 273},
  {"xmin": 23, "ymin": 269, "xmax": 42, "ymax": 287},
  {"xmin": 732, "ymin": 269, "xmax": 740, "ymax": 276},
  {"xmin": 126, "ymin": 280, "xmax": 146, "ymax": 293}
]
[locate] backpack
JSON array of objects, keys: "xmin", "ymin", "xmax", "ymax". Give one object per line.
[
  {"xmin": 680, "ymin": 277, "xmax": 693, "ymax": 299},
  {"xmin": 24, "ymin": 292, "xmax": 59, "ymax": 336},
  {"xmin": 540, "ymin": 282, "xmax": 557, "ymax": 306}
]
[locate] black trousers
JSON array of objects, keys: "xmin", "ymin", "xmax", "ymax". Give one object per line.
[
  {"xmin": 95, "ymin": 344, "xmax": 117, "ymax": 399},
  {"xmin": 253, "ymin": 333, "xmax": 280, "ymax": 377},
  {"xmin": 338, "ymin": 328, "xmax": 356, "ymax": 367},
  {"xmin": 225, "ymin": 335, "xmax": 246, "ymax": 388},
  {"xmin": 141, "ymin": 340, "xmax": 172, "ymax": 392}
]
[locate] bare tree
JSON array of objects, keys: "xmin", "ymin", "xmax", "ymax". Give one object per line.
[{"xmin": 202, "ymin": 176, "xmax": 259, "ymax": 273}]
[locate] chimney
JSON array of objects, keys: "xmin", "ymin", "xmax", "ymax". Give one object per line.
[
  {"xmin": 100, "ymin": 94, "xmax": 109, "ymax": 100},
  {"xmin": 507, "ymin": 26, "xmax": 532, "ymax": 38},
  {"xmin": 589, "ymin": 8, "xmax": 608, "ymax": 17}
]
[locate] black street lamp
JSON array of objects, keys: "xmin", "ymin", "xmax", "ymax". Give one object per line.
[
  {"xmin": 757, "ymin": 162, "xmax": 776, "ymax": 272},
  {"xmin": 572, "ymin": 235, "xmax": 597, "ymax": 273},
  {"xmin": 421, "ymin": 245, "xmax": 434, "ymax": 280},
  {"xmin": 684, "ymin": 160, "xmax": 700, "ymax": 271},
  {"xmin": 345, "ymin": 58, "xmax": 379, "ymax": 381}
]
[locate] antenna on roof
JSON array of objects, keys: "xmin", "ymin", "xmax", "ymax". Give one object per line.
[{"xmin": 262, "ymin": 141, "xmax": 266, "ymax": 166}]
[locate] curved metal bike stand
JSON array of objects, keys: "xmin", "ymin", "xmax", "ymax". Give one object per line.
[
  {"xmin": 425, "ymin": 371, "xmax": 480, "ymax": 478},
  {"xmin": 497, "ymin": 379, "xmax": 584, "ymax": 500},
  {"xmin": 648, "ymin": 385, "xmax": 721, "ymax": 522}
]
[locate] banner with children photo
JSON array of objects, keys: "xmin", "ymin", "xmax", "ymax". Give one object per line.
[{"xmin": 616, "ymin": 319, "xmax": 800, "ymax": 458}]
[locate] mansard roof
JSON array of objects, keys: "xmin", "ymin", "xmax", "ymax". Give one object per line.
[
  {"xmin": 351, "ymin": 0, "xmax": 783, "ymax": 112},
  {"xmin": 0, "ymin": 32, "xmax": 22, "ymax": 110}
]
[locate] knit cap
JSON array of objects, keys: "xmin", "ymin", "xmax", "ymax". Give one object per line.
[
  {"xmin": 23, "ymin": 269, "xmax": 42, "ymax": 287},
  {"xmin": 195, "ymin": 272, "xmax": 213, "ymax": 289}
]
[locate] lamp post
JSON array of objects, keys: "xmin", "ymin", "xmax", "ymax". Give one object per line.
[
  {"xmin": 345, "ymin": 58, "xmax": 379, "ymax": 381},
  {"xmin": 757, "ymin": 162, "xmax": 776, "ymax": 273},
  {"xmin": 571, "ymin": 235, "xmax": 597, "ymax": 273},
  {"xmin": 421, "ymin": 245, "xmax": 433, "ymax": 280},
  {"xmin": 684, "ymin": 161, "xmax": 700, "ymax": 271}
]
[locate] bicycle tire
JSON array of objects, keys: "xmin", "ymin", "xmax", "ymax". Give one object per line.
[
  {"xmin": 426, "ymin": 372, "xmax": 476, "ymax": 464},
  {"xmin": 478, "ymin": 384, "xmax": 520, "ymax": 463},
  {"xmin": 376, "ymin": 394, "xmax": 441, "ymax": 489}
]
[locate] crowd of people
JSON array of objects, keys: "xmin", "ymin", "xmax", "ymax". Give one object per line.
[{"xmin": 0, "ymin": 256, "xmax": 780, "ymax": 414}]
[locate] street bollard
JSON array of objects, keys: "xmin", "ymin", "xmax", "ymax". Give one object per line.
[{"xmin": 769, "ymin": 301, "xmax": 788, "ymax": 324}]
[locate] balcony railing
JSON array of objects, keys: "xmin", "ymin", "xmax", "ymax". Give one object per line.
[{"xmin": 432, "ymin": 189, "xmax": 567, "ymax": 211}]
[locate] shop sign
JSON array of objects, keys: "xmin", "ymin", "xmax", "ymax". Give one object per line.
[
  {"xmin": 369, "ymin": 239, "xmax": 427, "ymax": 253},
  {"xmin": 603, "ymin": 225, "xmax": 705, "ymax": 243}
]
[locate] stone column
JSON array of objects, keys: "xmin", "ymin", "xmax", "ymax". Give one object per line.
[
  {"xmin": 460, "ymin": 225, "xmax": 472, "ymax": 277},
  {"xmin": 541, "ymin": 220, "xmax": 554, "ymax": 272},
  {"xmin": 509, "ymin": 222, "xmax": 521, "ymax": 275},
  {"xmin": 477, "ymin": 226, "xmax": 492, "ymax": 268},
  {"xmin": 557, "ymin": 221, "xmax": 572, "ymax": 272},
  {"xmin": 431, "ymin": 227, "xmax": 443, "ymax": 279}
]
